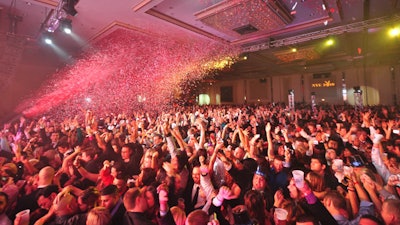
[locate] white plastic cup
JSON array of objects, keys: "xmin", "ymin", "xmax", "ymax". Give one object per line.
[
  {"xmin": 292, "ymin": 170, "xmax": 305, "ymax": 188},
  {"xmin": 292, "ymin": 170, "xmax": 304, "ymax": 188},
  {"xmin": 275, "ymin": 208, "xmax": 288, "ymax": 221},
  {"xmin": 332, "ymin": 159, "xmax": 344, "ymax": 172},
  {"xmin": 15, "ymin": 209, "xmax": 30, "ymax": 225}
]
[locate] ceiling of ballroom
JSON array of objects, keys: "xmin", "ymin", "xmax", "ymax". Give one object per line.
[{"xmin": 0, "ymin": 0, "xmax": 399, "ymax": 79}]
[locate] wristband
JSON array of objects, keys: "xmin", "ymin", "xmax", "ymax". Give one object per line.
[
  {"xmin": 304, "ymin": 192, "xmax": 317, "ymax": 204},
  {"xmin": 212, "ymin": 195, "xmax": 223, "ymax": 207}
]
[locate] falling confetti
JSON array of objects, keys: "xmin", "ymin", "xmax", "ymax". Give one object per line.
[{"xmin": 16, "ymin": 28, "xmax": 240, "ymax": 119}]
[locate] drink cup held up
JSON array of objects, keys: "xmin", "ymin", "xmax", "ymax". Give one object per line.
[{"xmin": 292, "ymin": 170, "xmax": 305, "ymax": 188}]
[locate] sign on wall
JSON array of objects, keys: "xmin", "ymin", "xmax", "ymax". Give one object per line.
[
  {"xmin": 311, "ymin": 73, "xmax": 337, "ymax": 101},
  {"xmin": 311, "ymin": 80, "xmax": 336, "ymax": 88}
]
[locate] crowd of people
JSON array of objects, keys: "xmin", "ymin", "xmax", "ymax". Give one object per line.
[{"xmin": 0, "ymin": 103, "xmax": 399, "ymax": 225}]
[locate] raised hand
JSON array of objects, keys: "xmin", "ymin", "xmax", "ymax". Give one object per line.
[
  {"xmin": 250, "ymin": 134, "xmax": 260, "ymax": 146},
  {"xmin": 157, "ymin": 184, "xmax": 169, "ymax": 204},
  {"xmin": 265, "ymin": 122, "xmax": 271, "ymax": 133},
  {"xmin": 274, "ymin": 189, "xmax": 284, "ymax": 207},
  {"xmin": 217, "ymin": 186, "xmax": 232, "ymax": 200}
]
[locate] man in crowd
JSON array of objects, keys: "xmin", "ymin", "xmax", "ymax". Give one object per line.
[
  {"xmin": 14, "ymin": 166, "xmax": 55, "ymax": 215},
  {"xmin": 0, "ymin": 104, "xmax": 399, "ymax": 225},
  {"xmin": 123, "ymin": 187, "xmax": 153, "ymax": 225},
  {"xmin": 100, "ymin": 185, "xmax": 125, "ymax": 225},
  {"xmin": 30, "ymin": 185, "xmax": 59, "ymax": 224},
  {"xmin": 380, "ymin": 199, "xmax": 400, "ymax": 225}
]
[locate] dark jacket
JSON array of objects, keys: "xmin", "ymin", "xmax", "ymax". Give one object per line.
[
  {"xmin": 110, "ymin": 200, "xmax": 126, "ymax": 225},
  {"xmin": 123, "ymin": 212, "xmax": 156, "ymax": 225}
]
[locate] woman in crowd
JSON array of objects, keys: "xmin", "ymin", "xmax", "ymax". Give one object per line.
[{"xmin": 0, "ymin": 103, "xmax": 399, "ymax": 225}]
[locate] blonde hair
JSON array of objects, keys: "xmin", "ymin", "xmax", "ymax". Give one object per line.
[
  {"xmin": 86, "ymin": 207, "xmax": 111, "ymax": 225},
  {"xmin": 307, "ymin": 171, "xmax": 325, "ymax": 192},
  {"xmin": 53, "ymin": 190, "xmax": 77, "ymax": 215},
  {"xmin": 171, "ymin": 206, "xmax": 186, "ymax": 225},
  {"xmin": 186, "ymin": 209, "xmax": 209, "ymax": 225}
]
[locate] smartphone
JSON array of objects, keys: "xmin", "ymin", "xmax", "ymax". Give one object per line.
[{"xmin": 350, "ymin": 155, "xmax": 365, "ymax": 167}]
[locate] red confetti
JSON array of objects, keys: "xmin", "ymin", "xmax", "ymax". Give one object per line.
[{"xmin": 16, "ymin": 29, "xmax": 240, "ymax": 119}]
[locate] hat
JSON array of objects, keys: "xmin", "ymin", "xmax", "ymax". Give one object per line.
[
  {"xmin": 2, "ymin": 163, "xmax": 17, "ymax": 177},
  {"xmin": 254, "ymin": 166, "xmax": 268, "ymax": 179}
]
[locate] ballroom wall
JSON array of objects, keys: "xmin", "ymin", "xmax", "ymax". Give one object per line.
[{"xmin": 200, "ymin": 65, "xmax": 399, "ymax": 106}]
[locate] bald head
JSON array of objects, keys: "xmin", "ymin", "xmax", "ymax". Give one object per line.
[{"xmin": 38, "ymin": 166, "xmax": 55, "ymax": 186}]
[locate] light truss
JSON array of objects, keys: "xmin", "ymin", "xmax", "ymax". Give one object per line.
[{"xmin": 242, "ymin": 14, "xmax": 400, "ymax": 53}]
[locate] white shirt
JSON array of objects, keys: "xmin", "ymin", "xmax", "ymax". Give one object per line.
[{"xmin": 192, "ymin": 183, "xmax": 206, "ymax": 209}]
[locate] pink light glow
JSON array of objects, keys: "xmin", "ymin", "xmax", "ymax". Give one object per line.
[{"xmin": 16, "ymin": 29, "xmax": 240, "ymax": 118}]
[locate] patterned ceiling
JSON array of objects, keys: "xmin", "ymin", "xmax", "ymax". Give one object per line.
[{"xmin": 0, "ymin": 0, "xmax": 399, "ymax": 77}]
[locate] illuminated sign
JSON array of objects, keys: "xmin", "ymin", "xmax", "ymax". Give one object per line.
[{"xmin": 312, "ymin": 80, "xmax": 335, "ymax": 88}]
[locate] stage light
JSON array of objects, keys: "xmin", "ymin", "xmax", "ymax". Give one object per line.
[
  {"xmin": 42, "ymin": 32, "xmax": 53, "ymax": 45},
  {"xmin": 60, "ymin": 19, "xmax": 72, "ymax": 34},
  {"xmin": 64, "ymin": 27, "xmax": 71, "ymax": 34},
  {"xmin": 291, "ymin": 48, "xmax": 297, "ymax": 52},
  {"xmin": 325, "ymin": 38, "xmax": 334, "ymax": 46},
  {"xmin": 388, "ymin": 27, "xmax": 400, "ymax": 37},
  {"xmin": 63, "ymin": 0, "xmax": 79, "ymax": 16}
]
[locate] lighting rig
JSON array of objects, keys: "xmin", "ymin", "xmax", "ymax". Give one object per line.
[{"xmin": 42, "ymin": 0, "xmax": 78, "ymax": 43}]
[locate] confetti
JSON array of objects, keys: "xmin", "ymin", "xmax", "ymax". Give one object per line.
[{"xmin": 16, "ymin": 29, "xmax": 240, "ymax": 119}]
